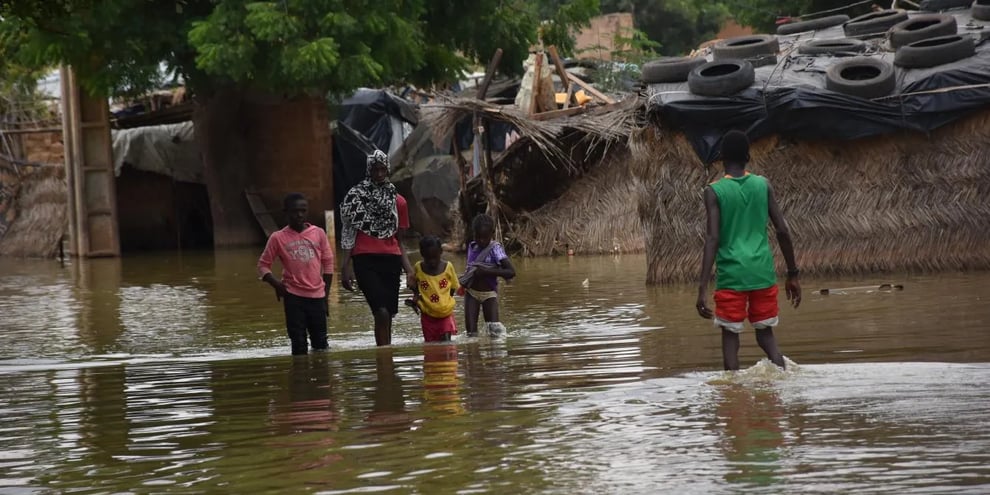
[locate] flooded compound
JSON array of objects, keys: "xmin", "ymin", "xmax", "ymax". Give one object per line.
[{"xmin": 1, "ymin": 250, "xmax": 989, "ymax": 493}]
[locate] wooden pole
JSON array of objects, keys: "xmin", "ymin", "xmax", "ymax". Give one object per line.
[
  {"xmin": 325, "ymin": 209, "xmax": 339, "ymax": 305},
  {"xmin": 529, "ymin": 52, "xmax": 544, "ymax": 116},
  {"xmin": 476, "ymin": 48, "xmax": 504, "ymax": 100},
  {"xmin": 547, "ymin": 45, "xmax": 570, "ymax": 93}
]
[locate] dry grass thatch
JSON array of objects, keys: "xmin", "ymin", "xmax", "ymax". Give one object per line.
[
  {"xmin": 509, "ymin": 147, "xmax": 643, "ymax": 256},
  {"xmin": 630, "ymin": 109, "xmax": 990, "ymax": 284},
  {"xmin": 421, "ymin": 96, "xmax": 645, "ymax": 252},
  {"xmin": 420, "ymin": 96, "xmax": 642, "ymax": 172},
  {"xmin": 0, "ymin": 163, "xmax": 67, "ymax": 258}
]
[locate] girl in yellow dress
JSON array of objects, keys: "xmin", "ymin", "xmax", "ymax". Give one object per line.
[{"xmin": 408, "ymin": 236, "xmax": 460, "ymax": 342}]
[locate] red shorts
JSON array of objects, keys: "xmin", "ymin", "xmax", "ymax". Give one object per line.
[
  {"xmin": 713, "ymin": 285, "xmax": 780, "ymax": 333},
  {"xmin": 421, "ymin": 314, "xmax": 457, "ymax": 342}
]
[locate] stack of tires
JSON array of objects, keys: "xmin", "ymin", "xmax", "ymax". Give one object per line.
[
  {"xmin": 887, "ymin": 13, "xmax": 974, "ymax": 68},
  {"xmin": 681, "ymin": 34, "xmax": 782, "ymax": 97},
  {"xmin": 641, "ymin": 34, "xmax": 779, "ymax": 97},
  {"xmin": 976, "ymin": 0, "xmax": 990, "ymax": 22}
]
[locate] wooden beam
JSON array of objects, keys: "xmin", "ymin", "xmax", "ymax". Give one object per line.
[
  {"xmin": 547, "ymin": 45, "xmax": 573, "ymax": 109},
  {"xmin": 562, "ymin": 82, "xmax": 576, "ymax": 110},
  {"xmin": 0, "ymin": 126, "xmax": 63, "ymax": 135},
  {"xmin": 547, "ymin": 45, "xmax": 568, "ymax": 87},
  {"xmin": 476, "ymin": 48, "xmax": 504, "ymax": 100},
  {"xmin": 529, "ymin": 52, "xmax": 544, "ymax": 116},
  {"xmin": 567, "ymin": 73, "xmax": 616, "ymax": 104}
]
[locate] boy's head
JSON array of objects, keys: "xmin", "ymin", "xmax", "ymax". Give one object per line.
[
  {"xmin": 471, "ymin": 214, "xmax": 495, "ymax": 246},
  {"xmin": 283, "ymin": 192, "xmax": 308, "ymax": 231},
  {"xmin": 720, "ymin": 130, "xmax": 750, "ymax": 165},
  {"xmin": 419, "ymin": 235, "xmax": 443, "ymax": 266}
]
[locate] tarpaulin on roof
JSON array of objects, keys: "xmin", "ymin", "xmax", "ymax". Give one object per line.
[{"xmin": 646, "ymin": 10, "xmax": 990, "ymax": 163}]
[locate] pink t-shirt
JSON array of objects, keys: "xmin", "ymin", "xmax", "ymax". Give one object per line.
[
  {"xmin": 257, "ymin": 224, "xmax": 335, "ymax": 298},
  {"xmin": 351, "ymin": 194, "xmax": 410, "ymax": 256}
]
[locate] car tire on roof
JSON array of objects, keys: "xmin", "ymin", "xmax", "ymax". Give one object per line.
[
  {"xmin": 974, "ymin": 4, "xmax": 990, "ymax": 21},
  {"xmin": 640, "ymin": 57, "xmax": 707, "ymax": 84},
  {"xmin": 894, "ymin": 34, "xmax": 975, "ymax": 68},
  {"xmin": 687, "ymin": 59, "xmax": 756, "ymax": 97},
  {"xmin": 889, "ymin": 14, "xmax": 956, "ymax": 49},
  {"xmin": 825, "ymin": 57, "xmax": 896, "ymax": 99},
  {"xmin": 918, "ymin": 0, "xmax": 973, "ymax": 10},
  {"xmin": 843, "ymin": 9, "xmax": 909, "ymax": 37},
  {"xmin": 777, "ymin": 14, "xmax": 850, "ymax": 35},
  {"xmin": 712, "ymin": 35, "xmax": 779, "ymax": 60},
  {"xmin": 798, "ymin": 38, "xmax": 867, "ymax": 55}
]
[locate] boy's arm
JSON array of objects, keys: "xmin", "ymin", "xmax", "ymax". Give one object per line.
[
  {"xmin": 696, "ymin": 187, "xmax": 719, "ymax": 319},
  {"xmin": 258, "ymin": 235, "xmax": 287, "ymax": 301},
  {"xmin": 767, "ymin": 181, "xmax": 801, "ymax": 308}
]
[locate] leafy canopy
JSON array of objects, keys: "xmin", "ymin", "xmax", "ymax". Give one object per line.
[
  {"xmin": 0, "ymin": 0, "xmax": 599, "ymax": 96},
  {"xmin": 720, "ymin": 0, "xmax": 873, "ymax": 34}
]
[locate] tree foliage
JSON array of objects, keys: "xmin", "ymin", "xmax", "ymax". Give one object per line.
[
  {"xmin": 0, "ymin": 0, "xmax": 599, "ymax": 97},
  {"xmin": 721, "ymin": 0, "xmax": 873, "ymax": 34}
]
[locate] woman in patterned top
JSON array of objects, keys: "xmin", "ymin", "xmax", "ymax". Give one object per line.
[{"xmin": 339, "ymin": 150, "xmax": 415, "ymax": 346}]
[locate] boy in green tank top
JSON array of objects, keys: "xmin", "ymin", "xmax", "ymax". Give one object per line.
[{"xmin": 696, "ymin": 131, "xmax": 802, "ymax": 371}]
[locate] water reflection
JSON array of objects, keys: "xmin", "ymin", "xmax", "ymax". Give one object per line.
[
  {"xmin": 422, "ymin": 343, "xmax": 463, "ymax": 416},
  {"xmin": 2, "ymin": 252, "xmax": 990, "ymax": 492},
  {"xmin": 364, "ymin": 349, "xmax": 410, "ymax": 434},
  {"xmin": 714, "ymin": 384, "xmax": 785, "ymax": 488}
]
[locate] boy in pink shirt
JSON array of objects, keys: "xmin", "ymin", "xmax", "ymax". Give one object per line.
[{"xmin": 258, "ymin": 193, "xmax": 335, "ymax": 355}]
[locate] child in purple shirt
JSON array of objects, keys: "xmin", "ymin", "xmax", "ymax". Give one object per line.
[{"xmin": 461, "ymin": 214, "xmax": 515, "ymax": 337}]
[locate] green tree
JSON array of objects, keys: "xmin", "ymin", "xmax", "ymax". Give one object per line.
[
  {"xmin": 721, "ymin": 0, "xmax": 873, "ymax": 34},
  {"xmin": 0, "ymin": 0, "xmax": 597, "ymax": 245}
]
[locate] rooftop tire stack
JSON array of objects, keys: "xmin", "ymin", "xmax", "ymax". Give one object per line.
[
  {"xmin": 975, "ymin": 0, "xmax": 990, "ymax": 22},
  {"xmin": 894, "ymin": 34, "xmax": 976, "ymax": 68},
  {"xmin": 712, "ymin": 34, "xmax": 779, "ymax": 68},
  {"xmin": 825, "ymin": 58, "xmax": 896, "ymax": 99},
  {"xmin": 687, "ymin": 59, "xmax": 756, "ymax": 97},
  {"xmin": 844, "ymin": 9, "xmax": 909, "ymax": 37},
  {"xmin": 889, "ymin": 14, "xmax": 957, "ymax": 49},
  {"xmin": 641, "ymin": 57, "xmax": 707, "ymax": 84}
]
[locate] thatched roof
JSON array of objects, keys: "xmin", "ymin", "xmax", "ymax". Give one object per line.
[
  {"xmin": 419, "ymin": 96, "xmax": 645, "ymax": 253},
  {"xmin": 630, "ymin": 108, "xmax": 990, "ymax": 284},
  {"xmin": 420, "ymin": 96, "xmax": 642, "ymax": 173},
  {"xmin": 0, "ymin": 161, "xmax": 66, "ymax": 258}
]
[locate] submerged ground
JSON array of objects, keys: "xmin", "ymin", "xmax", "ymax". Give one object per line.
[{"xmin": 1, "ymin": 251, "xmax": 988, "ymax": 493}]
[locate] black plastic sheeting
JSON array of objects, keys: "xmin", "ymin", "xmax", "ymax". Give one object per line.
[
  {"xmin": 332, "ymin": 122, "xmax": 376, "ymax": 214},
  {"xmin": 647, "ymin": 11, "xmax": 990, "ymax": 163},
  {"xmin": 332, "ymin": 89, "xmax": 418, "ymax": 203}
]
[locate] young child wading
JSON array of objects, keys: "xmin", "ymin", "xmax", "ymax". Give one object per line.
[
  {"xmin": 461, "ymin": 214, "xmax": 516, "ymax": 338},
  {"xmin": 696, "ymin": 131, "xmax": 802, "ymax": 371},
  {"xmin": 409, "ymin": 236, "xmax": 460, "ymax": 342}
]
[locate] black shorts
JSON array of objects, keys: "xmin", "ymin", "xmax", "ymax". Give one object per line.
[{"xmin": 353, "ymin": 254, "xmax": 402, "ymax": 317}]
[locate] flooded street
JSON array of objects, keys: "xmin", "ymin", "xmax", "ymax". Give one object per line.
[{"xmin": 1, "ymin": 250, "xmax": 989, "ymax": 493}]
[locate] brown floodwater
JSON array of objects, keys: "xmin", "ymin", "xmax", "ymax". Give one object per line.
[{"xmin": 0, "ymin": 250, "xmax": 988, "ymax": 493}]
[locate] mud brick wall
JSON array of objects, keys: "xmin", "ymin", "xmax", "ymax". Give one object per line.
[{"xmin": 246, "ymin": 97, "xmax": 334, "ymax": 230}]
